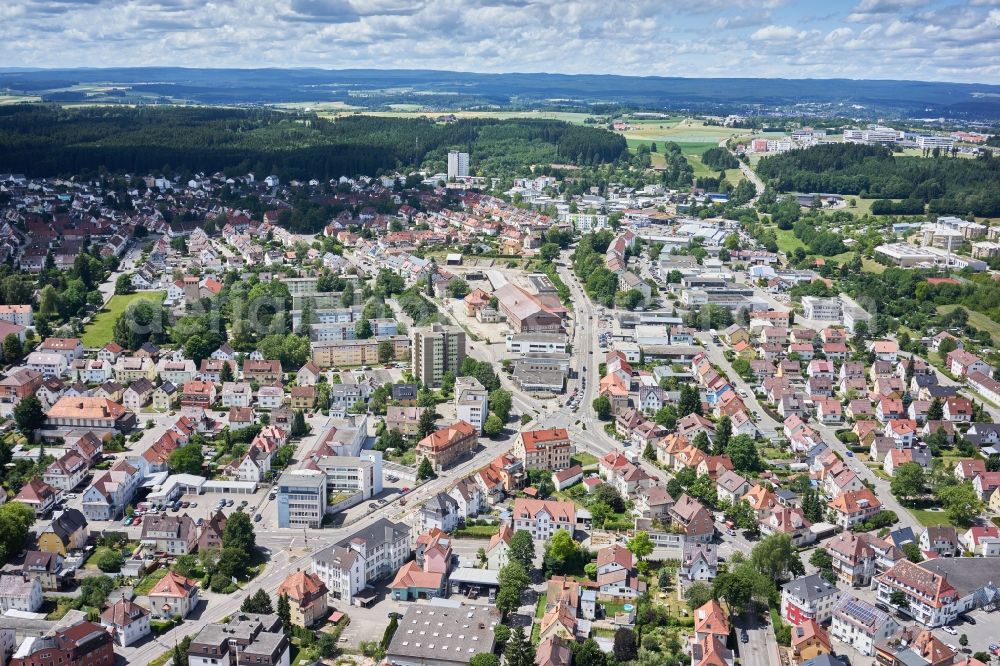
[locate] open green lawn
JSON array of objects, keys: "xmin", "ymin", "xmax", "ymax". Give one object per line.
[
  {"xmin": 571, "ymin": 451, "xmax": 599, "ymax": 468},
  {"xmin": 909, "ymin": 507, "xmax": 954, "ymax": 528},
  {"xmin": 81, "ymin": 291, "xmax": 166, "ymax": 348},
  {"xmin": 937, "ymin": 304, "xmax": 1000, "ymax": 344},
  {"xmin": 774, "ymin": 228, "xmax": 807, "ymax": 255}
]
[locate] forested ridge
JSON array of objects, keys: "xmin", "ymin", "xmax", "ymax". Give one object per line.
[
  {"xmin": 0, "ymin": 105, "xmax": 627, "ymax": 179},
  {"xmin": 756, "ymin": 143, "xmax": 1000, "ymax": 216}
]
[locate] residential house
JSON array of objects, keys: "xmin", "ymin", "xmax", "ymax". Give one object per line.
[
  {"xmin": 791, "ymin": 620, "xmax": 833, "ymax": 664},
  {"xmin": 830, "ymin": 594, "xmax": 899, "ymax": 656},
  {"xmin": 22, "ymin": 551, "xmax": 63, "ymax": 591},
  {"xmin": 679, "ymin": 542, "xmax": 718, "ymax": 583},
  {"xmin": 276, "ymin": 570, "xmax": 329, "ymax": 627},
  {"xmin": 141, "ymin": 513, "xmax": 198, "ymax": 555},
  {"xmin": 512, "ymin": 498, "xmax": 576, "ymax": 541},
  {"xmin": 15, "ymin": 479, "xmax": 57, "ymax": 517},
  {"xmin": 36, "ymin": 509, "xmax": 88, "ymax": 555},
  {"xmin": 828, "ymin": 488, "xmax": 882, "ymax": 529},
  {"xmin": 782, "ymin": 573, "xmax": 840, "ymax": 625},
  {"xmin": 100, "ymin": 596, "xmax": 151, "ymax": 647},
  {"xmin": 414, "ymin": 420, "xmax": 478, "ymax": 472},
  {"xmin": 43, "ymin": 451, "xmax": 88, "ymax": 492},
  {"xmin": 148, "ymin": 571, "xmax": 199, "ymax": 619},
  {"xmin": 669, "ymin": 494, "xmax": 714, "ymax": 543}
]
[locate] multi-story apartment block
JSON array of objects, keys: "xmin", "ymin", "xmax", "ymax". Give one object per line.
[
  {"xmin": 513, "ymin": 427, "xmax": 572, "ymax": 471},
  {"xmin": 454, "ymin": 376, "xmax": 489, "ymax": 432},
  {"xmin": 411, "ymin": 324, "xmax": 465, "ymax": 388},
  {"xmin": 781, "ymin": 573, "xmax": 840, "ymax": 625},
  {"xmin": 512, "ymin": 498, "xmax": 576, "ymax": 541}
]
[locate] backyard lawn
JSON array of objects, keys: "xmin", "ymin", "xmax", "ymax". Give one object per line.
[
  {"xmin": 571, "ymin": 452, "xmax": 599, "ymax": 468},
  {"xmin": 134, "ymin": 568, "xmax": 169, "ymax": 595},
  {"xmin": 81, "ymin": 291, "xmax": 166, "ymax": 348}
]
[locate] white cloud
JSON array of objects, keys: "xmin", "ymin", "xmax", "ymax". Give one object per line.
[
  {"xmin": 0, "ymin": 0, "xmax": 996, "ymax": 84},
  {"xmin": 750, "ymin": 25, "xmax": 804, "ymax": 41}
]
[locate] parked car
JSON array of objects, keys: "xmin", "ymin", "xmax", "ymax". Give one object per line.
[
  {"xmin": 943, "ymin": 626, "xmax": 957, "ymax": 635},
  {"xmin": 740, "ymin": 631, "xmax": 749, "ymax": 644},
  {"xmin": 253, "ymin": 514, "xmax": 262, "ymax": 522}
]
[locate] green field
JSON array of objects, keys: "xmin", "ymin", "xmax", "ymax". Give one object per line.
[
  {"xmin": 937, "ymin": 304, "xmax": 1000, "ymax": 343},
  {"xmin": 81, "ymin": 291, "xmax": 166, "ymax": 348}
]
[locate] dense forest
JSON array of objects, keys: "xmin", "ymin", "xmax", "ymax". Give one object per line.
[
  {"xmin": 701, "ymin": 147, "xmax": 740, "ymax": 170},
  {"xmin": 756, "ymin": 143, "xmax": 1000, "ymax": 216},
  {"xmin": 0, "ymin": 106, "xmax": 626, "ymax": 180}
]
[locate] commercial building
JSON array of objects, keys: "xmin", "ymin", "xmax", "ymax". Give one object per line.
[
  {"xmin": 44, "ymin": 396, "xmax": 136, "ymax": 433},
  {"xmin": 313, "ymin": 452, "xmax": 383, "ymax": 501},
  {"xmin": 505, "ymin": 333, "xmax": 568, "ymax": 355},
  {"xmin": 494, "ymin": 283, "xmax": 564, "ymax": 333},
  {"xmin": 801, "ymin": 296, "xmax": 842, "ymax": 321},
  {"xmin": 276, "ymin": 469, "xmax": 328, "ymax": 529},
  {"xmin": 454, "ymin": 377, "xmax": 489, "ymax": 433},
  {"xmin": 874, "ymin": 243, "xmax": 986, "ymax": 271},
  {"xmin": 411, "ymin": 324, "xmax": 466, "ymax": 388},
  {"xmin": 384, "ymin": 604, "xmax": 499, "ymax": 666}
]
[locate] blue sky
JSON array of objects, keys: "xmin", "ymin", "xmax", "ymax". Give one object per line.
[{"xmin": 1, "ymin": 0, "xmax": 998, "ymax": 83}]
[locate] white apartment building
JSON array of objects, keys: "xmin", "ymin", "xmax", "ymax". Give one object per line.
[
  {"xmin": 447, "ymin": 151, "xmax": 470, "ymax": 179},
  {"xmin": 455, "ymin": 376, "xmax": 489, "ymax": 433},
  {"xmin": 564, "ymin": 212, "xmax": 609, "ymax": 232}
]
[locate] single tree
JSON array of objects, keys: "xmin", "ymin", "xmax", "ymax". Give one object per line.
[
  {"xmin": 417, "ymin": 456, "xmax": 436, "ymax": 480},
  {"xmin": 926, "ymin": 397, "xmax": 944, "ymax": 422},
  {"xmin": 220, "ymin": 361, "xmax": 234, "ymax": 383},
  {"xmin": 509, "ymin": 530, "xmax": 535, "ymax": 570},
  {"xmin": 714, "ymin": 415, "xmax": 732, "ymax": 454},
  {"xmin": 222, "ymin": 510, "xmax": 256, "ymax": 552},
  {"xmin": 418, "ymin": 408, "xmax": 437, "ymax": 438},
  {"xmin": 592, "ymin": 395, "xmax": 612, "ymax": 420},
  {"xmin": 504, "ymin": 625, "xmax": 534, "ymax": 666},
  {"xmin": 627, "ymin": 531, "xmax": 654, "ymax": 561},
  {"xmin": 13, "ymin": 395, "xmax": 44, "ymax": 434},
  {"xmin": 890, "ymin": 462, "xmax": 926, "ymax": 502},
  {"xmin": 496, "ymin": 561, "xmax": 530, "ymax": 615},
  {"xmin": 168, "ymin": 443, "xmax": 204, "ymax": 475},
  {"xmin": 241, "ymin": 589, "xmax": 274, "ymax": 614},
  {"xmin": 902, "ymin": 542, "xmax": 923, "ymax": 563},
  {"xmin": 483, "ymin": 413, "xmax": 504, "ymax": 436},
  {"xmin": 613, "ymin": 628, "xmax": 638, "ymax": 662},
  {"xmin": 2, "ymin": 333, "xmax": 23, "ymax": 363},
  {"xmin": 684, "ymin": 581, "xmax": 713, "ymax": 610},
  {"xmin": 277, "ymin": 593, "xmax": 292, "ymax": 635}
]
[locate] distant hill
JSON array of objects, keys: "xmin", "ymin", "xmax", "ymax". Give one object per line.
[{"xmin": 1, "ymin": 67, "xmax": 999, "ymax": 120}]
